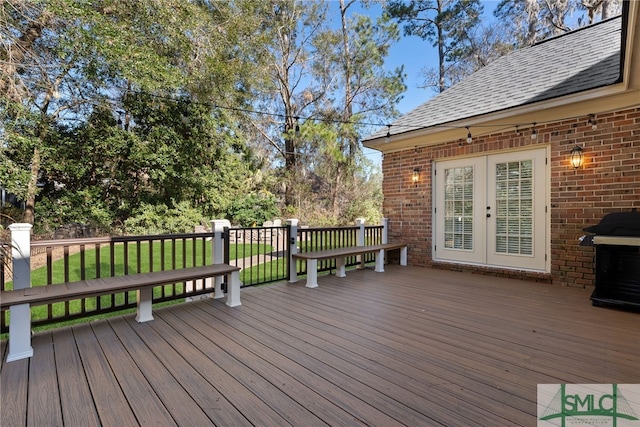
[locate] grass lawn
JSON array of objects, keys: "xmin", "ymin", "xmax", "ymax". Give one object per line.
[{"xmin": 2, "ymin": 240, "xmax": 272, "ymax": 333}]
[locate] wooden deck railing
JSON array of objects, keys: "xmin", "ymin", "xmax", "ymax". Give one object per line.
[{"xmin": 1, "ymin": 219, "xmax": 387, "ymax": 332}]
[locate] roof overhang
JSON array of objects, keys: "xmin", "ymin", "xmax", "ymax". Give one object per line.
[{"xmin": 364, "ymin": 1, "xmax": 640, "ymax": 155}]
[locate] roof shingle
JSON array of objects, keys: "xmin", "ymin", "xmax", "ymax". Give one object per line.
[{"xmin": 365, "ymin": 16, "xmax": 622, "ymax": 141}]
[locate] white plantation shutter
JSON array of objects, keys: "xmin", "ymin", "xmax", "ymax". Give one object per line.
[
  {"xmin": 494, "ymin": 160, "xmax": 533, "ymax": 255},
  {"xmin": 444, "ymin": 166, "xmax": 474, "ymax": 250}
]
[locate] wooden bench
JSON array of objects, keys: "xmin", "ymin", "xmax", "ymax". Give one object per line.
[
  {"xmin": 1, "ymin": 263, "xmax": 241, "ymax": 362},
  {"xmin": 292, "ymin": 243, "xmax": 407, "ymax": 288}
]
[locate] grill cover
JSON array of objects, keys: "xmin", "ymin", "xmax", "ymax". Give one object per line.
[{"xmin": 583, "ymin": 209, "xmax": 640, "ymax": 236}]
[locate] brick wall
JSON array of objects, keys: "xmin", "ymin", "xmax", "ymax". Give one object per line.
[{"xmin": 382, "ymin": 106, "xmax": 640, "ymax": 287}]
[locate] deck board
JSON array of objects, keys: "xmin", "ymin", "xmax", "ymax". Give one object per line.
[
  {"xmin": 72, "ymin": 324, "xmax": 141, "ymax": 427},
  {"xmin": 145, "ymin": 314, "xmax": 291, "ymax": 427},
  {"xmin": 118, "ymin": 317, "xmax": 254, "ymax": 427},
  {"xmin": 1, "ymin": 265, "xmax": 639, "ymax": 427},
  {"xmin": 52, "ymin": 327, "xmax": 101, "ymax": 426},
  {"xmin": 107, "ymin": 317, "xmax": 218, "ymax": 427},
  {"xmin": 27, "ymin": 332, "xmax": 63, "ymax": 427}
]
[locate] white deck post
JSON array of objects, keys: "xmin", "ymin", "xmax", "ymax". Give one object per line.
[
  {"xmin": 211, "ymin": 219, "xmax": 230, "ymax": 299},
  {"xmin": 381, "ymin": 218, "xmax": 389, "ymax": 266},
  {"xmin": 305, "ymin": 259, "xmax": 319, "ymax": 288},
  {"xmin": 381, "ymin": 218, "xmax": 389, "ymax": 244},
  {"xmin": 356, "ymin": 218, "xmax": 365, "ymax": 269},
  {"xmin": 7, "ymin": 223, "xmax": 34, "ymax": 362},
  {"xmin": 287, "ymin": 219, "xmax": 299, "ymax": 283},
  {"xmin": 335, "ymin": 257, "xmax": 347, "ymax": 278},
  {"xmin": 374, "ymin": 249, "xmax": 385, "ymax": 273},
  {"xmin": 135, "ymin": 287, "xmax": 154, "ymax": 322},
  {"xmin": 225, "ymin": 270, "xmax": 242, "ymax": 307}
]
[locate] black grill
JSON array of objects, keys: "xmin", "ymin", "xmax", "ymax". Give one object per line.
[{"xmin": 583, "ymin": 209, "xmax": 640, "ymax": 310}]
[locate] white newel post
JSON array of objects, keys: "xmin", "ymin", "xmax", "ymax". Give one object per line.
[
  {"xmin": 375, "ymin": 218, "xmax": 389, "ymax": 273},
  {"xmin": 7, "ymin": 223, "xmax": 34, "ymax": 362},
  {"xmin": 287, "ymin": 219, "xmax": 299, "ymax": 283},
  {"xmin": 381, "ymin": 218, "xmax": 389, "ymax": 244},
  {"xmin": 211, "ymin": 219, "xmax": 230, "ymax": 299},
  {"xmin": 356, "ymin": 218, "xmax": 366, "ymax": 269}
]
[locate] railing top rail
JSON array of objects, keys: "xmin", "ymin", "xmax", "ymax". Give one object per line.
[
  {"xmin": 30, "ymin": 232, "xmax": 216, "ymax": 248},
  {"xmin": 227, "ymin": 225, "xmax": 288, "ymax": 230},
  {"xmin": 298, "ymin": 225, "xmax": 382, "ymax": 232}
]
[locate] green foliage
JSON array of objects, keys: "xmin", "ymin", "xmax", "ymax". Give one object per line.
[
  {"xmin": 123, "ymin": 201, "xmax": 205, "ymax": 235},
  {"xmin": 2, "ymin": 0, "xmax": 388, "ymax": 231},
  {"xmin": 227, "ymin": 191, "xmax": 280, "ymax": 227},
  {"xmin": 35, "ymin": 190, "xmax": 113, "ymax": 235}
]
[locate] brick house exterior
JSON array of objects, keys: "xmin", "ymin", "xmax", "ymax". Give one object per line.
[{"xmin": 363, "ymin": 3, "xmax": 640, "ymax": 287}]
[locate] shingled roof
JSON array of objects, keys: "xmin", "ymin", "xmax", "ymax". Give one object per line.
[{"xmin": 364, "ymin": 16, "xmax": 622, "ymax": 141}]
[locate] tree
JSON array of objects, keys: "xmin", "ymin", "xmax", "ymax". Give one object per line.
[
  {"xmin": 252, "ymin": 0, "xmax": 403, "ymax": 222},
  {"xmin": 1, "ymin": 0, "xmax": 272, "ymax": 228},
  {"xmin": 313, "ymin": 0, "xmax": 404, "ymax": 217},
  {"xmin": 1, "ymin": 0, "xmax": 208, "ymax": 224},
  {"xmin": 494, "ymin": 0, "xmax": 623, "ymax": 47},
  {"xmin": 387, "ymin": 0, "xmax": 484, "ymax": 92}
]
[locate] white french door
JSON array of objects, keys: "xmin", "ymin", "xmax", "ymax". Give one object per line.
[{"xmin": 433, "ymin": 148, "xmax": 548, "ymax": 272}]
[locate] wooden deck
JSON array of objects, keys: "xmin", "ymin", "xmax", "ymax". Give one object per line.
[{"xmin": 2, "ymin": 265, "xmax": 639, "ymax": 426}]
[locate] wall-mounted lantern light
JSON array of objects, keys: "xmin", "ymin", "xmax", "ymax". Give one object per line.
[
  {"xmin": 570, "ymin": 145, "xmax": 584, "ymax": 169},
  {"xmin": 412, "ymin": 168, "xmax": 420, "ymax": 184}
]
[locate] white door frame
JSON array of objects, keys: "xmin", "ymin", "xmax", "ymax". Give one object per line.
[{"xmin": 432, "ymin": 147, "xmax": 549, "ymax": 272}]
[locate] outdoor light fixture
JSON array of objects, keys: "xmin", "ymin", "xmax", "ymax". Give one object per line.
[
  {"xmin": 412, "ymin": 168, "xmax": 420, "ymax": 184},
  {"xmin": 570, "ymin": 145, "xmax": 584, "ymax": 169},
  {"xmin": 531, "ymin": 122, "xmax": 538, "ymax": 139},
  {"xmin": 588, "ymin": 114, "xmax": 597, "ymax": 130},
  {"xmin": 466, "ymin": 127, "xmax": 472, "ymax": 144},
  {"xmin": 385, "ymin": 124, "xmax": 391, "ymax": 143}
]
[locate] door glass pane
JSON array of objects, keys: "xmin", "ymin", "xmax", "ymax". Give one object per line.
[
  {"xmin": 444, "ymin": 167, "xmax": 473, "ymax": 250},
  {"xmin": 494, "ymin": 160, "xmax": 533, "ymax": 255}
]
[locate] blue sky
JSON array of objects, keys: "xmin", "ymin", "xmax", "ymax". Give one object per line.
[{"xmin": 343, "ymin": 1, "xmax": 500, "ymax": 165}]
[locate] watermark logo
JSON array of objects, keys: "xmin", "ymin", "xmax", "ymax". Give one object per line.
[{"xmin": 538, "ymin": 384, "xmax": 640, "ymax": 427}]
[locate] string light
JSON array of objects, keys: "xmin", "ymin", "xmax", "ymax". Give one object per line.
[
  {"xmin": 117, "ymin": 110, "xmax": 124, "ymax": 128},
  {"xmin": 294, "ymin": 116, "xmax": 300, "ymax": 137},
  {"xmin": 111, "ymin": 89, "xmax": 608, "ymax": 140},
  {"xmin": 466, "ymin": 127, "xmax": 472, "ymax": 144}
]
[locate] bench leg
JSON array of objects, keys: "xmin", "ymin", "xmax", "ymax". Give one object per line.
[
  {"xmin": 336, "ymin": 257, "xmax": 346, "ymax": 278},
  {"xmin": 136, "ymin": 287, "xmax": 154, "ymax": 323},
  {"xmin": 7, "ymin": 303, "xmax": 34, "ymax": 362},
  {"xmin": 306, "ymin": 259, "xmax": 318, "ymax": 288},
  {"xmin": 374, "ymin": 249, "xmax": 385, "ymax": 272},
  {"xmin": 226, "ymin": 270, "xmax": 242, "ymax": 307},
  {"xmin": 400, "ymin": 246, "xmax": 408, "ymax": 266},
  {"xmin": 214, "ymin": 276, "xmax": 225, "ymax": 299}
]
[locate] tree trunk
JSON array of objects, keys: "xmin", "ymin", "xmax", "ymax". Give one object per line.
[
  {"xmin": 24, "ymin": 146, "xmax": 40, "ymax": 225},
  {"xmin": 437, "ymin": 0, "xmax": 446, "ymax": 93}
]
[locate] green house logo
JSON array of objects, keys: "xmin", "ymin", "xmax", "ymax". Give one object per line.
[{"xmin": 538, "ymin": 384, "xmax": 640, "ymax": 427}]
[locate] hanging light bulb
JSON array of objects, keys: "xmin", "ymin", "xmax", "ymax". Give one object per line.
[
  {"xmin": 294, "ymin": 116, "xmax": 300, "ymax": 138},
  {"xmin": 531, "ymin": 122, "xmax": 537, "ymax": 140},
  {"xmin": 466, "ymin": 127, "xmax": 472, "ymax": 144},
  {"xmin": 588, "ymin": 114, "xmax": 597, "ymax": 130},
  {"xmin": 117, "ymin": 110, "xmax": 124, "ymax": 129},
  {"xmin": 385, "ymin": 124, "xmax": 391, "ymax": 143}
]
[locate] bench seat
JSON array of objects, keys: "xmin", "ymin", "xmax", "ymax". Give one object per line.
[
  {"xmin": 2, "ymin": 263, "xmax": 241, "ymax": 362},
  {"xmin": 1, "ymin": 264, "xmax": 240, "ymax": 310},
  {"xmin": 292, "ymin": 243, "xmax": 407, "ymax": 288}
]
